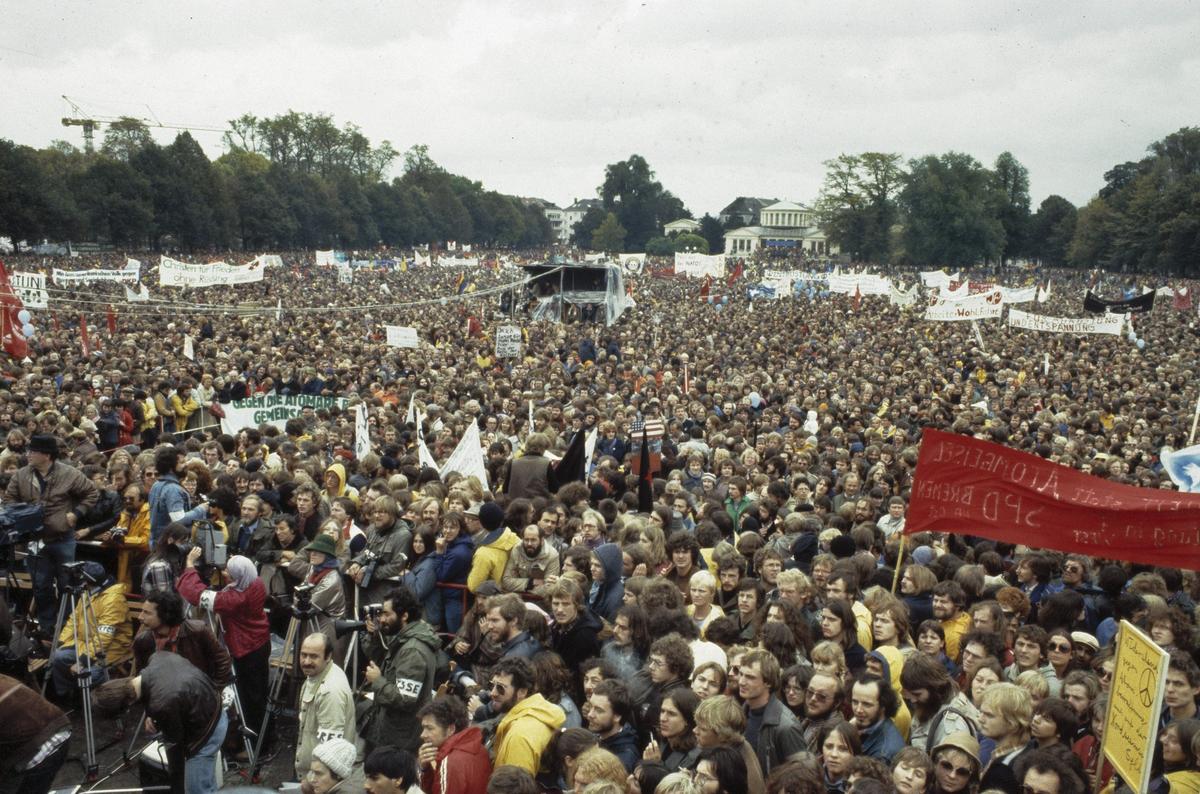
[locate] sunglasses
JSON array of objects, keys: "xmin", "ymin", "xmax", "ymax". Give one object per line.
[
  {"xmin": 1049, "ymin": 642, "xmax": 1072, "ymax": 653},
  {"xmin": 938, "ymin": 759, "xmax": 972, "ymax": 778}
]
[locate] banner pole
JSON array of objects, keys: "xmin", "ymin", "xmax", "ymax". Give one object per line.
[
  {"xmin": 891, "ymin": 535, "xmax": 907, "ymax": 594},
  {"xmin": 1190, "ymin": 392, "xmax": 1200, "ymax": 445}
]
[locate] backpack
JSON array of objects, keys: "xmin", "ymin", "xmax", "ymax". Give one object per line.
[{"xmin": 924, "ymin": 705, "xmax": 980, "ymax": 755}]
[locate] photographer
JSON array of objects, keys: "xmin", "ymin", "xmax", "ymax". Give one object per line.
[
  {"xmin": 349, "ymin": 495, "xmax": 412, "ymax": 605},
  {"xmin": 147, "ymin": 446, "xmax": 209, "ymax": 547},
  {"xmin": 109, "ymin": 481, "xmax": 151, "ymax": 589},
  {"xmin": 360, "ymin": 585, "xmax": 439, "ymax": 753},
  {"xmin": 132, "ymin": 590, "xmax": 232, "ymax": 688},
  {"xmin": 0, "ymin": 673, "xmax": 71, "ymax": 794},
  {"xmin": 5, "ymin": 433, "xmax": 99, "ymax": 634},
  {"xmin": 93, "ymin": 652, "xmax": 227, "ymax": 794},
  {"xmin": 177, "ymin": 550, "xmax": 271, "ymax": 756},
  {"xmin": 50, "ymin": 560, "xmax": 131, "ymax": 704},
  {"xmin": 287, "ymin": 529, "xmax": 348, "ymax": 647},
  {"xmin": 140, "ymin": 522, "xmax": 191, "ymax": 596}
]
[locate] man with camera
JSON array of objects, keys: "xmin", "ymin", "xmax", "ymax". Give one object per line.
[
  {"xmin": 5, "ymin": 433, "xmax": 99, "ymax": 634},
  {"xmin": 296, "ymin": 632, "xmax": 356, "ymax": 781},
  {"xmin": 50, "ymin": 560, "xmax": 131, "ymax": 703},
  {"xmin": 359, "ymin": 585, "xmax": 439, "ymax": 753},
  {"xmin": 147, "ymin": 446, "xmax": 209, "ymax": 548}
]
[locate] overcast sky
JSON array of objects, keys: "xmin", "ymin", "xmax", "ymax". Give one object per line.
[{"xmin": 3, "ymin": 1, "xmax": 1198, "ymax": 217}]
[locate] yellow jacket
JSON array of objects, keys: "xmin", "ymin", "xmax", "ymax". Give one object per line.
[
  {"xmin": 467, "ymin": 528, "xmax": 520, "ymax": 593},
  {"xmin": 494, "ymin": 693, "xmax": 565, "ymax": 774},
  {"xmin": 170, "ymin": 393, "xmax": 200, "ymax": 428},
  {"xmin": 59, "ymin": 582, "xmax": 132, "ymax": 663},
  {"xmin": 140, "ymin": 397, "xmax": 158, "ymax": 432}
]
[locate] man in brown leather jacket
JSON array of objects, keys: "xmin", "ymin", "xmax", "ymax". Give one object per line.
[{"xmin": 132, "ymin": 590, "xmax": 232, "ymax": 687}]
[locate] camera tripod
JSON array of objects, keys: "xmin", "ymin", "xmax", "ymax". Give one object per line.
[
  {"xmin": 249, "ymin": 594, "xmax": 324, "ymax": 781},
  {"xmin": 41, "ymin": 573, "xmax": 112, "ymax": 781}
]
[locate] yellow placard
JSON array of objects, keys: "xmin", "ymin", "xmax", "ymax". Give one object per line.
[{"xmin": 1102, "ymin": 620, "xmax": 1168, "ymax": 793}]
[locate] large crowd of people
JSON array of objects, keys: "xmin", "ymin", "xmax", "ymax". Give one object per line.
[{"xmin": 0, "ymin": 244, "xmax": 1198, "ymax": 794}]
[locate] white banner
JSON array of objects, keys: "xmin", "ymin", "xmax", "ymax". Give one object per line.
[
  {"xmin": 337, "ymin": 262, "xmax": 353, "ymax": 284},
  {"xmin": 1000, "ymin": 285, "xmax": 1037, "ymax": 304},
  {"xmin": 925, "ymin": 289, "xmax": 1004, "ymax": 321},
  {"xmin": 1007, "ymin": 307, "xmax": 1125, "ymax": 335},
  {"xmin": 355, "ymin": 403, "xmax": 371, "ymax": 460},
  {"xmin": 414, "ymin": 252, "xmax": 431, "ymax": 268},
  {"xmin": 12, "ymin": 272, "xmax": 48, "ymax": 309},
  {"xmin": 829, "ymin": 273, "xmax": 891, "ymax": 296},
  {"xmin": 438, "ymin": 420, "xmax": 488, "ymax": 487},
  {"xmin": 920, "ymin": 270, "xmax": 958, "ymax": 289},
  {"xmin": 182, "ymin": 335, "xmax": 195, "ymax": 361},
  {"xmin": 124, "ymin": 283, "xmax": 150, "ymax": 302},
  {"xmin": 315, "ymin": 250, "xmax": 337, "ymax": 266},
  {"xmin": 495, "ymin": 325, "xmax": 522, "ymax": 358},
  {"xmin": 258, "ymin": 254, "xmax": 284, "ymax": 268},
  {"xmin": 1037, "ymin": 281, "xmax": 1051, "ymax": 303},
  {"xmin": 674, "ymin": 252, "xmax": 725, "ymax": 279},
  {"xmin": 438, "ymin": 256, "xmax": 476, "ymax": 268},
  {"xmin": 385, "ymin": 325, "xmax": 419, "ymax": 348},
  {"xmin": 619, "ymin": 253, "xmax": 646, "ymax": 274},
  {"xmin": 761, "ymin": 272, "xmax": 794, "ymax": 296},
  {"xmin": 889, "ymin": 283, "xmax": 920, "ymax": 308},
  {"xmin": 159, "ymin": 256, "xmax": 264, "ymax": 288},
  {"xmin": 52, "ymin": 260, "xmax": 141, "ymax": 286},
  {"xmin": 218, "ymin": 393, "xmax": 350, "ymax": 434}
]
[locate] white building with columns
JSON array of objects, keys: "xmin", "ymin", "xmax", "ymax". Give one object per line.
[{"xmin": 723, "ymin": 200, "xmax": 834, "ymax": 255}]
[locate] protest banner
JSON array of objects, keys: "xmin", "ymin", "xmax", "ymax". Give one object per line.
[
  {"xmin": 1102, "ymin": 620, "xmax": 1167, "ymax": 794},
  {"xmin": 619, "ymin": 253, "xmax": 646, "ymax": 274},
  {"xmin": 12, "ymin": 272, "xmax": 48, "ymax": 309},
  {"xmin": 315, "ymin": 250, "xmax": 338, "ymax": 266},
  {"xmin": 1084, "ymin": 289, "xmax": 1155, "ymax": 314},
  {"xmin": 385, "ymin": 325, "xmax": 419, "ymax": 348},
  {"xmin": 218, "ymin": 393, "xmax": 349, "ymax": 435},
  {"xmin": 906, "ymin": 428, "xmax": 1200, "ymax": 568},
  {"xmin": 159, "ymin": 256, "xmax": 264, "ymax": 288},
  {"xmin": 1007, "ymin": 307, "xmax": 1125, "ymax": 335},
  {"xmin": 920, "ymin": 269, "xmax": 957, "ymax": 289},
  {"xmin": 355, "ymin": 403, "xmax": 371, "ymax": 460},
  {"xmin": 438, "ymin": 420, "xmax": 488, "ymax": 487},
  {"xmin": 124, "ymin": 283, "xmax": 151, "ymax": 302},
  {"xmin": 438, "ymin": 256, "xmax": 476, "ymax": 268},
  {"xmin": 337, "ymin": 262, "xmax": 352, "ymax": 284},
  {"xmin": 495, "ymin": 325, "xmax": 522, "ymax": 358},
  {"xmin": 924, "ymin": 290, "xmax": 1004, "ymax": 321},
  {"xmin": 999, "ymin": 285, "xmax": 1037, "ymax": 304},
  {"xmin": 829, "ymin": 273, "xmax": 891, "ymax": 296},
  {"xmin": 52, "ymin": 259, "xmax": 141, "ymax": 286},
  {"xmin": 674, "ymin": 252, "xmax": 725, "ymax": 279}
]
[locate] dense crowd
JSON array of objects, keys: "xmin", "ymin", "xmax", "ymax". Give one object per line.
[{"xmin": 0, "ymin": 246, "xmax": 1198, "ymax": 794}]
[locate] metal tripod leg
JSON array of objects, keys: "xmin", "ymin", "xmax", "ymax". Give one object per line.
[
  {"xmin": 193, "ymin": 604, "xmax": 258, "ymax": 769},
  {"xmin": 250, "ymin": 610, "xmax": 313, "ymax": 781}
]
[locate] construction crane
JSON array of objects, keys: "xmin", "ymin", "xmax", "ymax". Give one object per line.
[{"xmin": 60, "ymin": 95, "xmax": 230, "ymax": 154}]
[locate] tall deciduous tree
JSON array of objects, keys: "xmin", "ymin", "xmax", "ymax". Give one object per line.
[
  {"xmin": 599, "ymin": 155, "xmax": 688, "ymax": 251},
  {"xmin": 591, "ymin": 212, "xmax": 627, "ymax": 253},
  {"xmin": 899, "ymin": 152, "xmax": 1005, "ymax": 267},
  {"xmin": 816, "ymin": 152, "xmax": 902, "ymax": 262},
  {"xmin": 991, "ymin": 151, "xmax": 1031, "ymax": 263},
  {"xmin": 1028, "ymin": 195, "xmax": 1077, "ymax": 267}
]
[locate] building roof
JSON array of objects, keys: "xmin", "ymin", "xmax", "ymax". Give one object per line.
[
  {"xmin": 564, "ymin": 198, "xmax": 604, "ymax": 212},
  {"xmin": 664, "ymin": 218, "xmax": 701, "ymax": 230},
  {"xmin": 762, "ymin": 200, "xmax": 811, "ymax": 212},
  {"xmin": 724, "ymin": 225, "xmax": 826, "ymax": 240}
]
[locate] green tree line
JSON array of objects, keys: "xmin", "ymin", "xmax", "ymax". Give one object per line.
[
  {"xmin": 0, "ymin": 113, "xmax": 551, "ymax": 251},
  {"xmin": 816, "ymin": 126, "xmax": 1200, "ymax": 276}
]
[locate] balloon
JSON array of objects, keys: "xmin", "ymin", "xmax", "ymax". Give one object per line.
[
  {"xmin": 1137, "ymin": 338, "xmax": 1146, "ymax": 350},
  {"xmin": 21, "ymin": 323, "xmax": 34, "ymax": 338},
  {"xmin": 1127, "ymin": 330, "xmax": 1137, "ymax": 342},
  {"xmin": 749, "ymin": 391, "xmax": 762, "ymax": 409},
  {"xmin": 17, "ymin": 309, "xmax": 30, "ymax": 324}
]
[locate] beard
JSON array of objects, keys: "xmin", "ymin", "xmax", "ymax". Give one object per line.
[{"xmin": 908, "ymin": 697, "xmax": 937, "ymax": 721}]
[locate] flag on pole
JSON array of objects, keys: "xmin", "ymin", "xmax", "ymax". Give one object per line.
[
  {"xmin": 727, "ymin": 260, "xmax": 743, "ymax": 286},
  {"xmin": 405, "ymin": 393, "xmax": 418, "ymax": 426},
  {"xmin": 553, "ymin": 427, "xmax": 589, "ymax": 486},
  {"xmin": 107, "ymin": 305, "xmax": 117, "ymax": 335},
  {"xmin": 637, "ymin": 427, "xmax": 653, "ymax": 513},
  {"xmin": 1162, "ymin": 444, "xmax": 1200, "ymax": 493},
  {"xmin": 355, "ymin": 403, "xmax": 371, "ymax": 460},
  {"xmin": 852, "ymin": 285, "xmax": 862, "ymax": 313},
  {"xmin": 699, "ymin": 275, "xmax": 711, "ymax": 301},
  {"xmin": 528, "ymin": 399, "xmax": 535, "ymax": 436},
  {"xmin": 1174, "ymin": 287, "xmax": 1193, "ymax": 311},
  {"xmin": 182, "ymin": 334, "xmax": 195, "ymax": 361},
  {"xmin": 438, "ymin": 421, "xmax": 489, "ymax": 487},
  {"xmin": 584, "ymin": 426, "xmax": 599, "ymax": 474},
  {"xmin": 79, "ymin": 315, "xmax": 90, "ymax": 357},
  {"xmin": 0, "ymin": 261, "xmax": 29, "ymax": 360},
  {"xmin": 276, "ymin": 298, "xmax": 282, "ymax": 322}
]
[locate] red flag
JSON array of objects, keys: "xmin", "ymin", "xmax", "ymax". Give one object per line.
[
  {"xmin": 51, "ymin": 312, "xmax": 61, "ymax": 331},
  {"xmin": 1174, "ymin": 287, "xmax": 1192, "ymax": 311},
  {"xmin": 80, "ymin": 314, "xmax": 90, "ymax": 357},
  {"xmin": 727, "ymin": 260, "xmax": 744, "ymax": 287},
  {"xmin": 907, "ymin": 428, "xmax": 1200, "ymax": 569},
  {"xmin": 0, "ymin": 261, "xmax": 29, "ymax": 360},
  {"xmin": 852, "ymin": 286, "xmax": 862, "ymax": 312},
  {"xmin": 107, "ymin": 305, "xmax": 117, "ymax": 335},
  {"xmin": 699, "ymin": 274, "xmax": 711, "ymax": 301}
]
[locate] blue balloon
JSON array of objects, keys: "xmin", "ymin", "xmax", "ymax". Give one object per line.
[
  {"xmin": 749, "ymin": 392, "xmax": 762, "ymax": 408},
  {"xmin": 17, "ymin": 309, "xmax": 30, "ymax": 324},
  {"xmin": 21, "ymin": 323, "xmax": 34, "ymax": 338},
  {"xmin": 1137, "ymin": 338, "xmax": 1146, "ymax": 350}
]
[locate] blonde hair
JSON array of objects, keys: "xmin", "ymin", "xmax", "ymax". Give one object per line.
[
  {"xmin": 1015, "ymin": 670, "xmax": 1050, "ymax": 701},
  {"xmin": 810, "ymin": 641, "xmax": 849, "ymax": 680},
  {"xmin": 693, "ymin": 695, "xmax": 745, "ymax": 745},
  {"xmin": 689, "ymin": 570, "xmax": 717, "ymax": 593},
  {"xmin": 776, "ymin": 569, "xmax": 813, "ymax": 597},
  {"xmin": 573, "ymin": 748, "xmax": 627, "ymax": 788},
  {"xmin": 654, "ymin": 772, "xmax": 702, "ymax": 794},
  {"xmin": 981, "ymin": 682, "xmax": 1032, "ymax": 744}
]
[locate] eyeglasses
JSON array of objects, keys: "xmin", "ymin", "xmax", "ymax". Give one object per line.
[
  {"xmin": 1099, "ymin": 669, "xmax": 1113, "ymax": 681},
  {"xmin": 937, "ymin": 759, "xmax": 972, "ymax": 778},
  {"xmin": 1064, "ymin": 563, "xmax": 1083, "ymax": 573},
  {"xmin": 805, "ymin": 688, "xmax": 833, "ymax": 703},
  {"xmin": 647, "ymin": 658, "xmax": 666, "ymax": 669},
  {"xmin": 1049, "ymin": 643, "xmax": 1072, "ymax": 653}
]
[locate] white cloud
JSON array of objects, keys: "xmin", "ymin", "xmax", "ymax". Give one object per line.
[{"xmin": 2, "ymin": 0, "xmax": 1198, "ymax": 216}]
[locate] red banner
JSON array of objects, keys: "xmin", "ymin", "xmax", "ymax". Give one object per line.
[{"xmin": 906, "ymin": 428, "xmax": 1200, "ymax": 569}]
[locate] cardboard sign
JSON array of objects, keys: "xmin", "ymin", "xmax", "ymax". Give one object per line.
[{"xmin": 1102, "ymin": 621, "xmax": 1167, "ymax": 794}]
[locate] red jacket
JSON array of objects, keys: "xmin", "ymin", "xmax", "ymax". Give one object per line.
[
  {"xmin": 420, "ymin": 726, "xmax": 491, "ymax": 794},
  {"xmin": 176, "ymin": 567, "xmax": 270, "ymax": 659}
]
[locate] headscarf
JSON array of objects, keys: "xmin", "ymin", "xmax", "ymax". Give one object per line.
[{"xmin": 226, "ymin": 555, "xmax": 257, "ymax": 592}]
